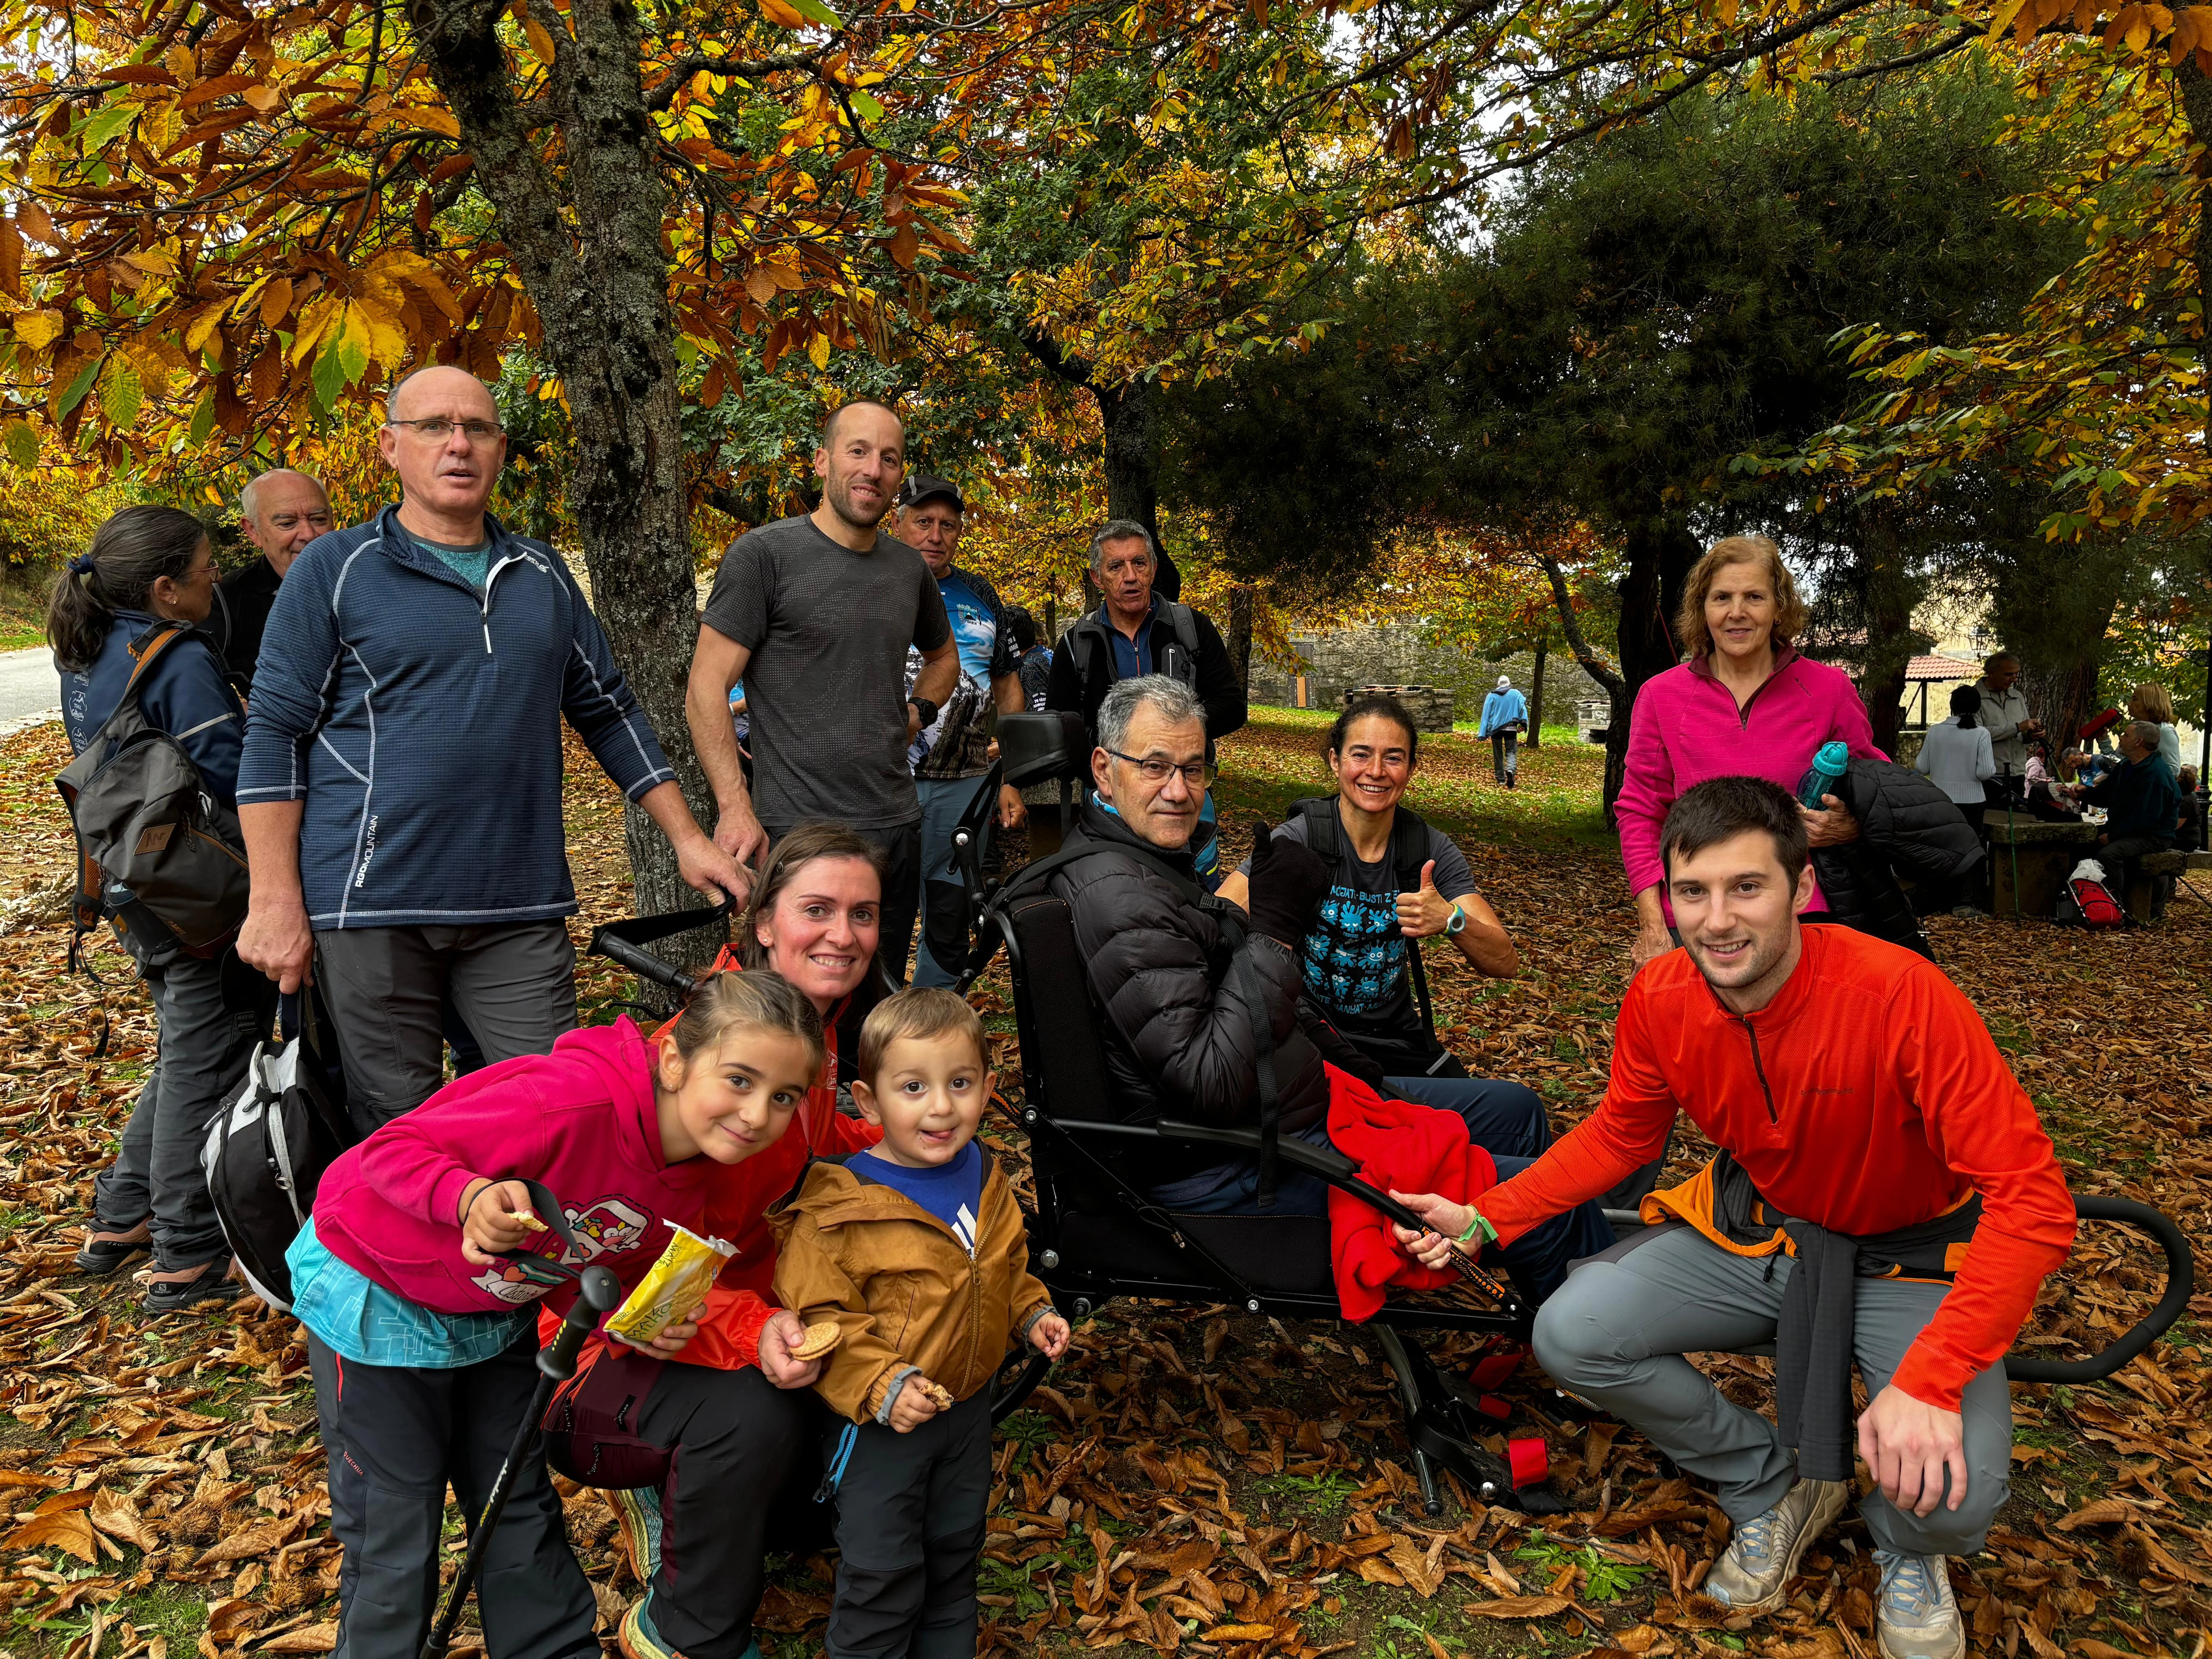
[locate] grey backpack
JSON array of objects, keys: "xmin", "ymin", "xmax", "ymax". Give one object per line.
[{"xmin": 55, "ymin": 622, "xmax": 250, "ymax": 962}]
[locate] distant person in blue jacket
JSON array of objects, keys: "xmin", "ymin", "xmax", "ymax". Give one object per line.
[
  {"xmin": 52, "ymin": 504, "xmax": 266, "ymax": 1313},
  {"xmin": 1479, "ymin": 673, "xmax": 1529, "ymax": 789},
  {"xmin": 234, "ymin": 366, "xmax": 748, "ymax": 1132}
]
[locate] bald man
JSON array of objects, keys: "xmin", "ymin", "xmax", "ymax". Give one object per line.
[
  {"xmin": 211, "ymin": 468, "xmax": 331, "ymax": 690},
  {"xmin": 238, "ymin": 366, "xmax": 747, "ymax": 1130}
]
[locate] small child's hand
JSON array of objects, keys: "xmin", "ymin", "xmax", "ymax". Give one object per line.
[
  {"xmin": 459, "ymin": 1178, "xmax": 541, "ymax": 1266},
  {"xmin": 887, "ymin": 1374, "xmax": 945, "ymax": 1434},
  {"xmin": 757, "ymin": 1310, "xmax": 823, "ymax": 1390},
  {"xmin": 1029, "ymin": 1312, "xmax": 1071, "ymax": 1360},
  {"xmin": 614, "ymin": 1316, "xmax": 699, "ymax": 1359}
]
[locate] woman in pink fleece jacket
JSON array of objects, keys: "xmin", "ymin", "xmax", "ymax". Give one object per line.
[
  {"xmin": 1617, "ymin": 536, "xmax": 1882, "ymax": 968},
  {"xmin": 288, "ymin": 972, "xmax": 824, "ymax": 1659}
]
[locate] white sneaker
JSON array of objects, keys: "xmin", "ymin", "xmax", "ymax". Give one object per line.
[
  {"xmin": 1874, "ymin": 1550, "xmax": 1965, "ymax": 1659},
  {"xmin": 1703, "ymin": 1479, "xmax": 1848, "ymax": 1614}
]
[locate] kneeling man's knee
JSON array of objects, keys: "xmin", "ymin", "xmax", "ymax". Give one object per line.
[{"xmin": 1532, "ymin": 1265, "xmax": 1626, "ymax": 1389}]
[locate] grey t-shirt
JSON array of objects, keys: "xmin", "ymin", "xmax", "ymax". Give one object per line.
[
  {"xmin": 1237, "ymin": 806, "xmax": 1478, "ymax": 1037},
  {"xmin": 703, "ymin": 515, "xmax": 951, "ymax": 830}
]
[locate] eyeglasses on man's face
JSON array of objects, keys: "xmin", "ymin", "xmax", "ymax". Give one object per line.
[
  {"xmin": 386, "ymin": 417, "xmax": 504, "ymax": 442},
  {"xmin": 1107, "ymin": 749, "xmax": 1214, "ymax": 789}
]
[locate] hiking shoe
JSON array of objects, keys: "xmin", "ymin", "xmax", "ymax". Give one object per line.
[
  {"xmin": 1703, "ymin": 1479, "xmax": 1848, "ymax": 1614},
  {"xmin": 613, "ymin": 1484, "xmax": 664, "ymax": 1583},
  {"xmin": 75, "ymin": 1219, "xmax": 151, "ymax": 1277},
  {"xmin": 619, "ymin": 1594, "xmax": 757, "ymax": 1659},
  {"xmin": 1874, "ymin": 1550, "xmax": 1965, "ymax": 1659},
  {"xmin": 142, "ymin": 1255, "xmax": 235, "ymax": 1315}
]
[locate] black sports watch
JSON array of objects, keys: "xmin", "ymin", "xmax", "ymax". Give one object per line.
[{"xmin": 908, "ymin": 696, "xmax": 939, "ymax": 728}]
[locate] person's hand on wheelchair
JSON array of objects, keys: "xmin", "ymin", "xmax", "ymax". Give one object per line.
[{"xmin": 1244, "ymin": 820, "xmax": 1331, "ymax": 950}]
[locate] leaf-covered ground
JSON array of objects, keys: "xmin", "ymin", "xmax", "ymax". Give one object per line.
[{"xmin": 1, "ymin": 708, "xmax": 2208, "ymax": 1659}]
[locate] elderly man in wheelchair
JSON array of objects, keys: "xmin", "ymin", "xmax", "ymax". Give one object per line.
[{"xmin": 960, "ymin": 688, "xmax": 2190, "ymax": 1659}]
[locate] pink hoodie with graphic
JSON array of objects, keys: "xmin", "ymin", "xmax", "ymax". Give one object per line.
[
  {"xmin": 1615, "ymin": 645, "xmax": 1883, "ymax": 918},
  {"xmin": 311, "ymin": 1017, "xmax": 710, "ymax": 1318}
]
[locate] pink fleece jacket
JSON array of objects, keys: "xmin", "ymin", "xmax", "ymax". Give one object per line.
[
  {"xmin": 312, "ymin": 1017, "xmax": 711, "ymax": 1317},
  {"xmin": 1616, "ymin": 646, "xmax": 1882, "ymax": 917}
]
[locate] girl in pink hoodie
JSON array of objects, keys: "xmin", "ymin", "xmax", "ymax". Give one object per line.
[{"xmin": 289, "ymin": 972, "xmax": 825, "ymax": 1659}]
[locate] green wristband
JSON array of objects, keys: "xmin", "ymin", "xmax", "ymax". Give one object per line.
[{"xmin": 1455, "ymin": 1210, "xmax": 1498, "ymax": 1247}]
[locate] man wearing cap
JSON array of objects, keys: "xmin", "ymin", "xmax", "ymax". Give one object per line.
[
  {"xmin": 1479, "ymin": 673, "xmax": 1530, "ymax": 788},
  {"xmin": 896, "ymin": 475, "xmax": 1027, "ymax": 987},
  {"xmin": 685, "ymin": 399, "xmax": 958, "ymax": 978}
]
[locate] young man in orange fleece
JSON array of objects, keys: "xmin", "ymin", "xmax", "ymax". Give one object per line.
[{"xmin": 1394, "ymin": 776, "xmax": 2075, "ymax": 1659}]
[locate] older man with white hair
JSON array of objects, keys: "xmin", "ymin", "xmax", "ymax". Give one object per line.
[
  {"xmin": 238, "ymin": 366, "xmax": 746, "ymax": 1129},
  {"xmin": 210, "ymin": 468, "xmax": 332, "ymax": 689}
]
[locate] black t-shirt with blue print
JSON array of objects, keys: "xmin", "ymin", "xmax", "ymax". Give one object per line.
[{"xmin": 1236, "ymin": 805, "xmax": 1478, "ymax": 1040}]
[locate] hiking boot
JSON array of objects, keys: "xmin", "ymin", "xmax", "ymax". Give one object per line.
[
  {"xmin": 613, "ymin": 1484, "xmax": 664, "ymax": 1583},
  {"xmin": 142, "ymin": 1255, "xmax": 235, "ymax": 1315},
  {"xmin": 619, "ymin": 1594, "xmax": 760, "ymax": 1659},
  {"xmin": 75, "ymin": 1219, "xmax": 151, "ymax": 1277},
  {"xmin": 1703, "ymin": 1479, "xmax": 1848, "ymax": 1614},
  {"xmin": 1874, "ymin": 1550, "xmax": 1965, "ymax": 1659}
]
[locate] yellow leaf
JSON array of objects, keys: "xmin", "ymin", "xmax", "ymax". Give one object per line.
[
  {"xmin": 166, "ymin": 42, "xmax": 196, "ymax": 81},
  {"xmin": 256, "ymin": 1624, "xmax": 338, "ymax": 1653},
  {"xmin": 261, "ymin": 277, "xmax": 295, "ymax": 329},
  {"xmin": 396, "ymin": 105, "xmax": 461, "ymax": 138},
  {"xmin": 525, "ymin": 17, "xmax": 558, "ymax": 65},
  {"xmin": 12, "ymin": 308, "xmax": 64, "ymax": 350},
  {"xmin": 184, "ymin": 302, "xmax": 227, "ymax": 354},
  {"xmin": 243, "ymin": 83, "xmax": 281, "ymax": 113},
  {"xmin": 291, "ymin": 293, "xmax": 340, "ymax": 363},
  {"xmin": 759, "ymin": 0, "xmax": 807, "ymax": 25},
  {"xmin": 353, "ymin": 297, "xmax": 410, "ymax": 367},
  {"xmin": 806, "ymin": 330, "xmax": 830, "ymax": 370},
  {"xmin": 1199, "ymin": 1627, "xmax": 1277, "ymax": 1644}
]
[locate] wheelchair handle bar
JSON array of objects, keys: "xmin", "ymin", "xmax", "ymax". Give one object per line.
[
  {"xmin": 587, "ymin": 896, "xmax": 733, "ymax": 999},
  {"xmin": 2005, "ymin": 1192, "xmax": 2194, "ymax": 1384}
]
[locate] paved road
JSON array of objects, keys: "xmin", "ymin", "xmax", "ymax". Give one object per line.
[{"xmin": 0, "ymin": 645, "xmax": 57, "ymax": 735}]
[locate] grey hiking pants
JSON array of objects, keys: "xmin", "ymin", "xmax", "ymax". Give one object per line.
[
  {"xmin": 313, "ymin": 921, "xmax": 577, "ymax": 1134},
  {"xmin": 1533, "ymin": 1222, "xmax": 2011, "ymax": 1557},
  {"xmin": 93, "ymin": 949, "xmax": 265, "ymax": 1271}
]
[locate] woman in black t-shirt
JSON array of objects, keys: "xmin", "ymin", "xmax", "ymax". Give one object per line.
[{"xmin": 1217, "ymin": 695, "xmax": 1546, "ymax": 1149}]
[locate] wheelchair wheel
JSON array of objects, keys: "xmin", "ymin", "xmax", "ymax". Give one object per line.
[{"xmin": 991, "ymin": 1346, "xmax": 1052, "ymax": 1424}]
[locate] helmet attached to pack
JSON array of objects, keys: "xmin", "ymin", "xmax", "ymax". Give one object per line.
[{"xmin": 997, "ymin": 711, "xmax": 1092, "ymax": 788}]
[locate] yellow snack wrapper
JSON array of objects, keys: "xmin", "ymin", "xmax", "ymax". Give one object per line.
[{"xmin": 603, "ymin": 1221, "xmax": 737, "ymax": 1344}]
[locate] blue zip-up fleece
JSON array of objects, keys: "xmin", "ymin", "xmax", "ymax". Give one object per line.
[
  {"xmin": 237, "ymin": 505, "xmax": 676, "ymax": 930},
  {"xmin": 61, "ymin": 612, "xmax": 245, "ymax": 804}
]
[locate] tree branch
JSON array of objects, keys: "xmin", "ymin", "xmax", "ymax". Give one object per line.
[{"xmin": 1537, "ymin": 553, "xmax": 1624, "ymax": 699}]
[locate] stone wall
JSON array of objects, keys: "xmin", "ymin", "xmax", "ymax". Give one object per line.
[{"xmin": 1251, "ymin": 622, "xmax": 1607, "ymax": 730}]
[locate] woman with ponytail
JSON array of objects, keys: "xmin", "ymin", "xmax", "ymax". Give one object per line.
[{"xmin": 54, "ymin": 503, "xmax": 265, "ymax": 1314}]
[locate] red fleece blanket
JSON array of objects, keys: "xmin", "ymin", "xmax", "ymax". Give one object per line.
[{"xmin": 1325, "ymin": 1064, "xmax": 1499, "ymax": 1321}]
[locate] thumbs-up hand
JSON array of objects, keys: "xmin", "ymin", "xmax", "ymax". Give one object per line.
[{"xmin": 1396, "ymin": 859, "xmax": 1459, "ymax": 939}]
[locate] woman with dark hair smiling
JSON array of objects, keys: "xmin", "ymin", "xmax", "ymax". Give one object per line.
[{"xmin": 1217, "ymin": 693, "xmax": 1549, "ymax": 1156}]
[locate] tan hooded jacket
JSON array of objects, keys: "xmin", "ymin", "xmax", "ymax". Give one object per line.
[{"xmin": 769, "ymin": 1152, "xmax": 1054, "ymax": 1425}]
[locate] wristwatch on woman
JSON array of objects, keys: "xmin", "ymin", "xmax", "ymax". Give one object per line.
[
  {"xmin": 1445, "ymin": 902, "xmax": 1467, "ymax": 936},
  {"xmin": 908, "ymin": 696, "xmax": 939, "ymax": 729}
]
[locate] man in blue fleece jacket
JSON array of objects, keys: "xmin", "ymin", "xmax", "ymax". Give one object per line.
[{"xmin": 236, "ymin": 367, "xmax": 745, "ymax": 1130}]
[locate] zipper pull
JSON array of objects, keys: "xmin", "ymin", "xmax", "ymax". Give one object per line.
[{"xmin": 482, "ymin": 618, "xmax": 493, "ymax": 655}]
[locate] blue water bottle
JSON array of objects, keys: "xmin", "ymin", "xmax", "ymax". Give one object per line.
[{"xmin": 1797, "ymin": 740, "xmax": 1849, "ymax": 810}]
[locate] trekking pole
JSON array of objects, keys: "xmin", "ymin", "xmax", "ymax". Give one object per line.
[{"xmin": 420, "ymin": 1263, "xmax": 623, "ymax": 1659}]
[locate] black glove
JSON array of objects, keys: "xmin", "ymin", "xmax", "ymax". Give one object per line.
[
  {"xmin": 1244, "ymin": 820, "xmax": 1331, "ymax": 949},
  {"xmin": 1303, "ymin": 1008, "xmax": 1388, "ymax": 1093}
]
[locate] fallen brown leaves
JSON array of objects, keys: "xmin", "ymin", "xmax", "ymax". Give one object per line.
[{"xmin": 0, "ymin": 712, "xmax": 2207, "ymax": 1659}]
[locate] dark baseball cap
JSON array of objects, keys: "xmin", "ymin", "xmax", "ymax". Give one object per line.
[{"xmin": 899, "ymin": 475, "xmax": 964, "ymax": 512}]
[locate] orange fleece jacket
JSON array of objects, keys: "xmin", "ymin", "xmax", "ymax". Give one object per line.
[{"xmin": 1481, "ymin": 925, "xmax": 2075, "ymax": 1411}]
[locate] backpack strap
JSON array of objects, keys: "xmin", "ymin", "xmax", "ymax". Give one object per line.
[
  {"xmin": 55, "ymin": 621, "xmax": 197, "ymax": 981},
  {"xmin": 1293, "ymin": 796, "xmax": 1341, "ymax": 866}
]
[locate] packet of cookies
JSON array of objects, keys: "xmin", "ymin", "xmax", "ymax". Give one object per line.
[{"xmin": 603, "ymin": 1222, "xmax": 737, "ymax": 1344}]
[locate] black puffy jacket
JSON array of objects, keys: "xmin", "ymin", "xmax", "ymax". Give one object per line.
[
  {"xmin": 1813, "ymin": 758, "xmax": 1984, "ymax": 956},
  {"xmin": 1048, "ymin": 803, "xmax": 1328, "ymax": 1185}
]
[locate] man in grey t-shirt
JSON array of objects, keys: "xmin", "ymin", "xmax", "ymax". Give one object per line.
[{"xmin": 686, "ymin": 399, "xmax": 956, "ymax": 978}]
